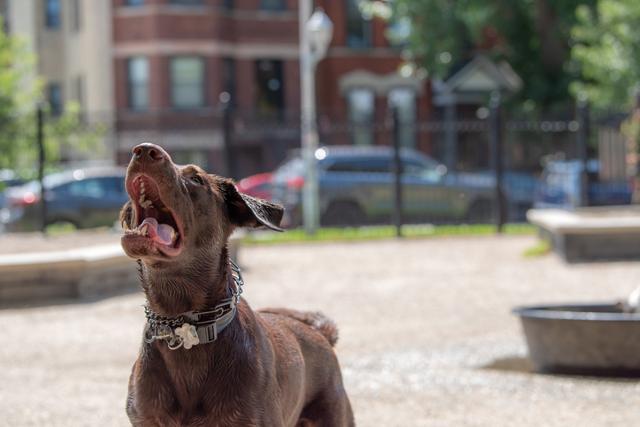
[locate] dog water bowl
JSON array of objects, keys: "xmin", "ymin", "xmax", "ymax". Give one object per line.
[{"xmin": 513, "ymin": 304, "xmax": 640, "ymax": 376}]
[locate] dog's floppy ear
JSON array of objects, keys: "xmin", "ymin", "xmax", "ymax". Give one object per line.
[
  {"xmin": 219, "ymin": 178, "xmax": 284, "ymax": 231},
  {"xmin": 120, "ymin": 200, "xmax": 133, "ymax": 230}
]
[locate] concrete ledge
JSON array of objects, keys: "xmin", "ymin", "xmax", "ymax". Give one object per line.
[
  {"xmin": 528, "ymin": 206, "xmax": 640, "ymax": 262},
  {"xmin": 0, "ymin": 245, "xmax": 139, "ymax": 304},
  {"xmin": 0, "ymin": 233, "xmax": 244, "ymax": 305},
  {"xmin": 528, "ymin": 206, "xmax": 640, "ymax": 234}
]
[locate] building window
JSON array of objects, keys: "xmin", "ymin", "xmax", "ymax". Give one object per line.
[
  {"xmin": 346, "ymin": 0, "xmax": 371, "ymax": 48},
  {"xmin": 127, "ymin": 57, "xmax": 149, "ymax": 110},
  {"xmin": 124, "ymin": 0, "xmax": 144, "ymax": 5},
  {"xmin": 71, "ymin": 0, "xmax": 81, "ymax": 32},
  {"xmin": 388, "ymin": 88, "xmax": 416, "ymax": 147},
  {"xmin": 44, "ymin": 0, "xmax": 61, "ymax": 29},
  {"xmin": 170, "ymin": 57, "xmax": 205, "ymax": 109},
  {"xmin": 347, "ymin": 88, "xmax": 374, "ymax": 145},
  {"xmin": 47, "ymin": 83, "xmax": 63, "ymax": 116},
  {"xmin": 255, "ymin": 59, "xmax": 284, "ymax": 117},
  {"xmin": 222, "ymin": 58, "xmax": 236, "ymax": 104},
  {"xmin": 260, "ymin": 0, "xmax": 285, "ymax": 11}
]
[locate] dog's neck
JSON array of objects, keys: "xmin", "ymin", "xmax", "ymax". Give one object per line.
[
  {"xmin": 140, "ymin": 247, "xmax": 234, "ymax": 318},
  {"xmin": 137, "ymin": 247, "xmax": 256, "ymax": 410}
]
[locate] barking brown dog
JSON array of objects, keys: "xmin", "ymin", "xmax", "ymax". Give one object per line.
[{"xmin": 120, "ymin": 143, "xmax": 354, "ymax": 426}]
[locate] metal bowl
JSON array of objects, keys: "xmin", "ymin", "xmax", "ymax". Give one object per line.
[{"xmin": 513, "ymin": 304, "xmax": 640, "ymax": 376}]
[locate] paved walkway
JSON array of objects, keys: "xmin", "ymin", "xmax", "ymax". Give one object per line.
[{"xmin": 1, "ymin": 235, "xmax": 639, "ymax": 426}]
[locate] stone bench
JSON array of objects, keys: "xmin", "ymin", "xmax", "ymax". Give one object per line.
[
  {"xmin": 0, "ymin": 245, "xmax": 138, "ymax": 304},
  {"xmin": 0, "ymin": 231, "xmax": 243, "ymax": 305},
  {"xmin": 527, "ymin": 206, "xmax": 640, "ymax": 262}
]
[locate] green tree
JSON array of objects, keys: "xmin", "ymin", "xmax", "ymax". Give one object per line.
[
  {"xmin": 0, "ymin": 20, "xmax": 39, "ymax": 171},
  {"xmin": 571, "ymin": 0, "xmax": 640, "ymax": 109},
  {"xmin": 370, "ymin": 0, "xmax": 594, "ymax": 112},
  {"xmin": 0, "ymin": 19, "xmax": 101, "ymax": 175}
]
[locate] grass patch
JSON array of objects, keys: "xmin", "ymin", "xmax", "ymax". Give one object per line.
[
  {"xmin": 243, "ymin": 223, "xmax": 535, "ymax": 245},
  {"xmin": 523, "ymin": 239, "xmax": 552, "ymax": 258},
  {"xmin": 45, "ymin": 222, "xmax": 77, "ymax": 236}
]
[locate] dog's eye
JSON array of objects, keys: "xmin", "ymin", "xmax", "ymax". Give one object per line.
[{"xmin": 190, "ymin": 175, "xmax": 205, "ymax": 185}]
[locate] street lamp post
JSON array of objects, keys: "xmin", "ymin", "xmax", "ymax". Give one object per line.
[{"xmin": 299, "ymin": 3, "xmax": 333, "ymax": 234}]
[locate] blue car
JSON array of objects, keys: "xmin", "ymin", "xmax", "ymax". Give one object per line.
[
  {"xmin": 3, "ymin": 167, "xmax": 128, "ymax": 231},
  {"xmin": 534, "ymin": 160, "xmax": 632, "ymax": 209}
]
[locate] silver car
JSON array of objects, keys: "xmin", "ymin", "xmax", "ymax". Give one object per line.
[{"xmin": 271, "ymin": 146, "xmax": 495, "ymax": 227}]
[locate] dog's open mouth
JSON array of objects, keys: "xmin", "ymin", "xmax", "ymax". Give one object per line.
[{"xmin": 124, "ymin": 175, "xmax": 184, "ymax": 257}]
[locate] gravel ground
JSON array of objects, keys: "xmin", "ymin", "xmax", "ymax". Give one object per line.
[{"xmin": 1, "ymin": 235, "xmax": 639, "ymax": 426}]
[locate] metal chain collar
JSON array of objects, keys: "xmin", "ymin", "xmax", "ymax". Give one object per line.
[{"xmin": 142, "ymin": 259, "xmax": 244, "ymax": 350}]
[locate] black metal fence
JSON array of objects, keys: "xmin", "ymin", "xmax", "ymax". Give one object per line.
[
  {"xmin": 1, "ymin": 98, "xmax": 634, "ymax": 233},
  {"xmin": 211, "ymin": 99, "xmax": 627, "ymax": 231}
]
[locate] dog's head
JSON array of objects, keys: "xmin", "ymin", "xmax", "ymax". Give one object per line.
[{"xmin": 120, "ymin": 143, "xmax": 283, "ymax": 266}]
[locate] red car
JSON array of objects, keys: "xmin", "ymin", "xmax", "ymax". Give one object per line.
[{"xmin": 237, "ymin": 173, "xmax": 273, "ymax": 201}]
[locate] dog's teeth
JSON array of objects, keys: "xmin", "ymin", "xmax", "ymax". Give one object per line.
[
  {"xmin": 140, "ymin": 224, "xmax": 149, "ymax": 236},
  {"xmin": 170, "ymin": 229, "xmax": 177, "ymax": 243},
  {"xmin": 139, "ymin": 181, "xmax": 147, "ymax": 203}
]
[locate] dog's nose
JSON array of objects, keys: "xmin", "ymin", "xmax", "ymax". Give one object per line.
[{"xmin": 132, "ymin": 143, "xmax": 169, "ymax": 163}]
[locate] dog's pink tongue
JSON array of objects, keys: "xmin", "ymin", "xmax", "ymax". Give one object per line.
[
  {"xmin": 156, "ymin": 223, "xmax": 175, "ymax": 246},
  {"xmin": 140, "ymin": 217, "xmax": 175, "ymax": 246}
]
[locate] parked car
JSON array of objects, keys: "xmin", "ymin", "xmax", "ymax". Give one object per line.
[
  {"xmin": 534, "ymin": 159, "xmax": 632, "ymax": 209},
  {"xmin": 3, "ymin": 166, "xmax": 128, "ymax": 231},
  {"xmin": 237, "ymin": 172, "xmax": 273, "ymax": 201},
  {"xmin": 0, "ymin": 168, "xmax": 26, "ymax": 200},
  {"xmin": 0, "ymin": 169, "xmax": 26, "ymax": 190},
  {"xmin": 271, "ymin": 146, "xmax": 498, "ymax": 227},
  {"xmin": 0, "ymin": 169, "xmax": 27, "ymax": 205},
  {"xmin": 0, "ymin": 170, "xmax": 28, "ymax": 231}
]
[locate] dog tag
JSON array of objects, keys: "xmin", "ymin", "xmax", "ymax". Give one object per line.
[{"xmin": 175, "ymin": 323, "xmax": 200, "ymax": 349}]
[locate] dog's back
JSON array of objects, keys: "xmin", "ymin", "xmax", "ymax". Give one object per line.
[
  {"xmin": 257, "ymin": 308, "xmax": 354, "ymax": 426},
  {"xmin": 259, "ymin": 308, "xmax": 339, "ymax": 346}
]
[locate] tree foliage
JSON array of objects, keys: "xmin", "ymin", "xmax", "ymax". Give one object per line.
[
  {"xmin": 571, "ymin": 1, "xmax": 640, "ymax": 109},
  {"xmin": 0, "ymin": 20, "xmax": 102, "ymax": 174},
  {"xmin": 373, "ymin": 0, "xmax": 595, "ymax": 111},
  {"xmin": 0, "ymin": 22, "xmax": 39, "ymax": 171}
]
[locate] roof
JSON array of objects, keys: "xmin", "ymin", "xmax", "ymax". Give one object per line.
[{"xmin": 437, "ymin": 54, "xmax": 522, "ymax": 95}]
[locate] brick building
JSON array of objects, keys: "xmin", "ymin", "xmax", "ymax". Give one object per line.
[
  {"xmin": 112, "ymin": 0, "xmax": 431, "ymax": 176},
  {"xmin": 3, "ymin": 0, "xmax": 432, "ymax": 176}
]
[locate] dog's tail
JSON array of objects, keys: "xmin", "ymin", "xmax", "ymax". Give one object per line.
[{"xmin": 261, "ymin": 308, "xmax": 339, "ymax": 347}]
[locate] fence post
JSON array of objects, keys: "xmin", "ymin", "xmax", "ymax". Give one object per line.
[
  {"xmin": 391, "ymin": 107, "xmax": 403, "ymax": 238},
  {"xmin": 220, "ymin": 92, "xmax": 237, "ymax": 179},
  {"xmin": 443, "ymin": 97, "xmax": 458, "ymax": 171},
  {"xmin": 36, "ymin": 103, "xmax": 47, "ymax": 233},
  {"xmin": 489, "ymin": 92, "xmax": 506, "ymax": 233},
  {"xmin": 577, "ymin": 98, "xmax": 590, "ymax": 207}
]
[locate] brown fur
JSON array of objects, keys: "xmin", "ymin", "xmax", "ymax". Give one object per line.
[{"xmin": 121, "ymin": 143, "xmax": 354, "ymax": 427}]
